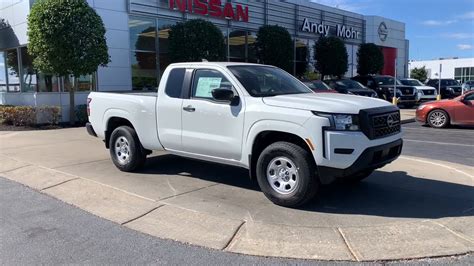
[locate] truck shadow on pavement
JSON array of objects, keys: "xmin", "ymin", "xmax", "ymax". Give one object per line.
[{"xmin": 141, "ymin": 154, "xmax": 473, "ymax": 219}]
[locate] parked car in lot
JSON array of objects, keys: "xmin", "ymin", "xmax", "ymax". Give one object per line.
[
  {"xmin": 352, "ymin": 75, "xmax": 417, "ymax": 107},
  {"xmin": 416, "ymin": 91, "xmax": 474, "ymax": 128},
  {"xmin": 462, "ymin": 80, "xmax": 474, "ymax": 92},
  {"xmin": 323, "ymin": 79, "xmax": 378, "ymax": 98},
  {"xmin": 399, "ymin": 78, "xmax": 437, "ymax": 102},
  {"xmin": 87, "ymin": 62, "xmax": 403, "ymax": 207},
  {"xmin": 303, "ymin": 80, "xmax": 337, "ymax": 93},
  {"xmin": 425, "ymin": 79, "xmax": 463, "ymax": 99}
]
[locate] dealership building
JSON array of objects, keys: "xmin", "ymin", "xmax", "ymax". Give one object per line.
[
  {"xmin": 0, "ymin": 0, "xmax": 409, "ymax": 120},
  {"xmin": 409, "ymin": 57, "xmax": 474, "ymax": 83}
]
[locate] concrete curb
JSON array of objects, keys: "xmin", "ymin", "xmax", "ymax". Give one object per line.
[
  {"xmin": 0, "ymin": 153, "xmax": 472, "ymax": 262},
  {"xmin": 401, "ymin": 118, "xmax": 416, "ymax": 124}
]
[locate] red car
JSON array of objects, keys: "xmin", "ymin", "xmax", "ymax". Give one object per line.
[{"xmin": 416, "ymin": 91, "xmax": 474, "ymax": 128}]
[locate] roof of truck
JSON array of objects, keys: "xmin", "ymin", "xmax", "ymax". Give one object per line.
[{"xmin": 168, "ymin": 62, "xmax": 270, "ymax": 68}]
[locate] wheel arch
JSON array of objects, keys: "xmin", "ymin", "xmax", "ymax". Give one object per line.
[{"xmin": 247, "ymin": 124, "xmax": 314, "ymax": 179}]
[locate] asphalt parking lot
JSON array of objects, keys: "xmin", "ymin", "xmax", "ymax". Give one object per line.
[
  {"xmin": 402, "ymin": 122, "xmax": 474, "ymax": 166},
  {"xmin": 0, "ymin": 123, "xmax": 472, "ymax": 263}
]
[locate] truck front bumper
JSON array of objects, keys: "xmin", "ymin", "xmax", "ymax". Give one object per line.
[
  {"xmin": 86, "ymin": 122, "xmax": 97, "ymax": 137},
  {"xmin": 318, "ymin": 139, "xmax": 403, "ymax": 184}
]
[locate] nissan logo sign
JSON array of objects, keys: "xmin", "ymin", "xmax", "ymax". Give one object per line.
[
  {"xmin": 386, "ymin": 114, "xmax": 395, "ymax": 127},
  {"xmin": 378, "ymin": 22, "xmax": 388, "ymax": 42}
]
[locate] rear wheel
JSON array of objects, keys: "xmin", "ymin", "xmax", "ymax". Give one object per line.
[
  {"xmin": 427, "ymin": 109, "xmax": 450, "ymax": 128},
  {"xmin": 256, "ymin": 142, "xmax": 319, "ymax": 207},
  {"xmin": 109, "ymin": 126, "xmax": 147, "ymax": 172}
]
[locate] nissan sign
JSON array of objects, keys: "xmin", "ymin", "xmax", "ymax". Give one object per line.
[
  {"xmin": 169, "ymin": 0, "xmax": 249, "ymax": 22},
  {"xmin": 378, "ymin": 22, "xmax": 388, "ymax": 42}
]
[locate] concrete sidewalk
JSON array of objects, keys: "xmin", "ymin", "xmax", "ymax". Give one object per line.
[
  {"xmin": 0, "ymin": 128, "xmax": 472, "ymax": 261},
  {"xmin": 400, "ymin": 109, "xmax": 416, "ymax": 124}
]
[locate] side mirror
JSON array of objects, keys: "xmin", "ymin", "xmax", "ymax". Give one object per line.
[{"xmin": 212, "ymin": 88, "xmax": 238, "ymax": 105}]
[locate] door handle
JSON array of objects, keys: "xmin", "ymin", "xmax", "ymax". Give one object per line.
[{"xmin": 183, "ymin": 105, "xmax": 195, "ymax": 112}]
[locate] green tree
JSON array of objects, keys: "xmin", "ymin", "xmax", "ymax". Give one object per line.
[
  {"xmin": 168, "ymin": 19, "xmax": 225, "ymax": 62},
  {"xmin": 28, "ymin": 0, "xmax": 109, "ymax": 124},
  {"xmin": 255, "ymin": 25, "xmax": 293, "ymax": 73},
  {"xmin": 314, "ymin": 37, "xmax": 348, "ymax": 79},
  {"xmin": 410, "ymin": 66, "xmax": 428, "ymax": 82},
  {"xmin": 357, "ymin": 43, "xmax": 384, "ymax": 76}
]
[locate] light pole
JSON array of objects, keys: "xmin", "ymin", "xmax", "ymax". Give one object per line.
[{"xmin": 437, "ymin": 64, "xmax": 442, "ymax": 101}]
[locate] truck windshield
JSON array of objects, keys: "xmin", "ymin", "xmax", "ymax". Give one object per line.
[
  {"xmin": 228, "ymin": 66, "xmax": 312, "ymax": 97},
  {"xmin": 441, "ymin": 79, "xmax": 460, "ymax": 86},
  {"xmin": 400, "ymin": 79, "xmax": 423, "ymax": 86},
  {"xmin": 375, "ymin": 77, "xmax": 402, "ymax": 86}
]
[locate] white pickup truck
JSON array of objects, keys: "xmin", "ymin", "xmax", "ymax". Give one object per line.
[{"xmin": 87, "ymin": 62, "xmax": 403, "ymax": 207}]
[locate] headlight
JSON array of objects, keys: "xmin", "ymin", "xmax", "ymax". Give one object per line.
[
  {"xmin": 313, "ymin": 112, "xmax": 360, "ymax": 131},
  {"xmin": 447, "ymin": 87, "xmax": 454, "ymax": 92}
]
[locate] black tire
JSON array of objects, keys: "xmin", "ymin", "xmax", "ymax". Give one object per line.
[
  {"xmin": 109, "ymin": 126, "xmax": 147, "ymax": 172},
  {"xmin": 255, "ymin": 142, "xmax": 319, "ymax": 207},
  {"xmin": 344, "ymin": 170, "xmax": 374, "ymax": 184},
  {"xmin": 427, "ymin": 109, "xmax": 450, "ymax": 128}
]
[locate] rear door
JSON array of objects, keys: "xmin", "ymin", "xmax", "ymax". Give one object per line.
[
  {"xmin": 156, "ymin": 67, "xmax": 190, "ymax": 151},
  {"xmin": 180, "ymin": 68, "xmax": 245, "ymax": 161}
]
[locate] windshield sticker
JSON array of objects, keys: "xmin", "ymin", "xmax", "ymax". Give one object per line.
[{"xmin": 195, "ymin": 77, "xmax": 222, "ymax": 98}]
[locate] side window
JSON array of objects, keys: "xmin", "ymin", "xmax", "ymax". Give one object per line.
[
  {"xmin": 465, "ymin": 93, "xmax": 474, "ymax": 101},
  {"xmin": 165, "ymin": 68, "xmax": 186, "ymax": 98},
  {"xmin": 191, "ymin": 69, "xmax": 232, "ymax": 100}
]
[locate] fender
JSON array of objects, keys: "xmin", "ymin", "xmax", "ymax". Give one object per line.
[
  {"xmin": 102, "ymin": 108, "xmax": 163, "ymax": 150},
  {"xmin": 242, "ymin": 119, "xmax": 312, "ymax": 167}
]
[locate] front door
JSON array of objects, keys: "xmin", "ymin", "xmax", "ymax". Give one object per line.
[
  {"xmin": 454, "ymin": 93, "xmax": 474, "ymax": 124},
  {"xmin": 181, "ymin": 68, "xmax": 245, "ymax": 161}
]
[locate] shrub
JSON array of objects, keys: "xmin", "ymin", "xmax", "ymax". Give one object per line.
[
  {"xmin": 0, "ymin": 105, "xmax": 61, "ymax": 127},
  {"xmin": 75, "ymin": 104, "xmax": 88, "ymax": 125},
  {"xmin": 255, "ymin": 25, "xmax": 293, "ymax": 73},
  {"xmin": 313, "ymin": 37, "xmax": 348, "ymax": 79}
]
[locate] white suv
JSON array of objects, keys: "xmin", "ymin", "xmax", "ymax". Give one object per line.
[{"xmin": 400, "ymin": 78, "xmax": 437, "ymax": 102}]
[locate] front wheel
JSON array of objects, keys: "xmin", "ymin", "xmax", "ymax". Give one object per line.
[
  {"xmin": 256, "ymin": 142, "xmax": 319, "ymax": 207},
  {"xmin": 427, "ymin": 109, "xmax": 450, "ymax": 128},
  {"xmin": 109, "ymin": 126, "xmax": 147, "ymax": 172}
]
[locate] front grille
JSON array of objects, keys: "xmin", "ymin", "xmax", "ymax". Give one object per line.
[
  {"xmin": 359, "ymin": 106, "xmax": 401, "ymax": 140},
  {"xmin": 453, "ymin": 87, "xmax": 462, "ymax": 93},
  {"xmin": 422, "ymin": 90, "xmax": 435, "ymax": 95},
  {"xmin": 399, "ymin": 87, "xmax": 415, "ymax": 95},
  {"xmin": 371, "ymin": 112, "xmax": 401, "ymax": 139}
]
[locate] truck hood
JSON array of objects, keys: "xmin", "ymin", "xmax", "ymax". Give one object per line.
[
  {"xmin": 413, "ymin": 86, "xmax": 436, "ymax": 90},
  {"xmin": 262, "ymin": 93, "xmax": 390, "ymax": 114}
]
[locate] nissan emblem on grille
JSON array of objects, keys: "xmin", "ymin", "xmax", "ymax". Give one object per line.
[{"xmin": 387, "ymin": 115, "xmax": 395, "ymax": 127}]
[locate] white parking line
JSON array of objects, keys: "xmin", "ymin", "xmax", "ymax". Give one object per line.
[
  {"xmin": 399, "ymin": 156, "xmax": 474, "ymax": 179},
  {"xmin": 404, "ymin": 139, "xmax": 474, "ymax": 147},
  {"xmin": 402, "ymin": 127, "xmax": 473, "ymax": 133}
]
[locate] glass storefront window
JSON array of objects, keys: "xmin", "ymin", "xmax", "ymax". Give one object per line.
[
  {"xmin": 63, "ymin": 74, "xmax": 96, "ymax": 92},
  {"xmin": 37, "ymin": 73, "xmax": 60, "ymax": 92},
  {"xmin": 229, "ymin": 30, "xmax": 246, "ymax": 62},
  {"xmin": 247, "ymin": 32, "xmax": 258, "ymax": 63},
  {"xmin": 158, "ymin": 19, "xmax": 176, "ymax": 78},
  {"xmin": 131, "ymin": 51, "xmax": 157, "ymax": 90},
  {"xmin": 295, "ymin": 39, "xmax": 309, "ymax": 77},
  {"xmin": 5, "ymin": 49, "xmax": 20, "ymax": 92},
  {"xmin": 0, "ymin": 51, "xmax": 7, "ymax": 92},
  {"xmin": 129, "ymin": 17, "xmax": 156, "ymax": 52},
  {"xmin": 20, "ymin": 47, "xmax": 37, "ymax": 92}
]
